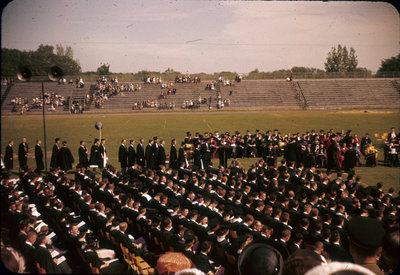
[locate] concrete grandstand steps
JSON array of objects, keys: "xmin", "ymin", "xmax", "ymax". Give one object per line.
[
  {"xmin": 2, "ymin": 78, "xmax": 400, "ymax": 112},
  {"xmin": 2, "ymin": 82, "xmax": 90, "ymax": 113},
  {"xmin": 219, "ymin": 80, "xmax": 302, "ymax": 109},
  {"xmin": 297, "ymin": 79, "xmax": 400, "ymax": 109},
  {"xmin": 99, "ymin": 82, "xmax": 217, "ymax": 110}
]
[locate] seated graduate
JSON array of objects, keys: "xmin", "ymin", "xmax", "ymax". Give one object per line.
[{"xmin": 84, "ymin": 237, "xmax": 124, "ymax": 274}]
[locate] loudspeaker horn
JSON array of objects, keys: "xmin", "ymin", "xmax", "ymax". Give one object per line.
[
  {"xmin": 17, "ymin": 66, "xmax": 32, "ymax": 82},
  {"xmin": 48, "ymin": 66, "xmax": 64, "ymax": 81}
]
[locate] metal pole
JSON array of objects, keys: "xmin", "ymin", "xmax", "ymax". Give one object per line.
[{"xmin": 42, "ymin": 82, "xmax": 48, "ymax": 174}]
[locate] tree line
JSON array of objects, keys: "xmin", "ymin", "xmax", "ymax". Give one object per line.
[
  {"xmin": 2, "ymin": 44, "xmax": 399, "ymax": 80},
  {"xmin": 1, "ymin": 44, "xmax": 82, "ymax": 77}
]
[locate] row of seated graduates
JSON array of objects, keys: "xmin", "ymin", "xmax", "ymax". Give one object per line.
[
  {"xmin": 77, "ymin": 161, "xmax": 345, "ymax": 274},
  {"xmin": 20, "ymin": 168, "xmax": 128, "ymax": 274},
  {"xmin": 73, "ymin": 164, "xmax": 223, "ymax": 274},
  {"xmin": 44, "ymin": 168, "xmax": 132, "ymax": 274},
  {"xmin": 100, "ymin": 159, "xmax": 399, "ymax": 274},
  {"xmin": 1, "ymin": 171, "xmax": 76, "ymax": 273},
  {"xmin": 90, "ymin": 165, "xmax": 228, "ymax": 274}
]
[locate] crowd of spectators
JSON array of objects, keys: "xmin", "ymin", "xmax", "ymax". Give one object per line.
[
  {"xmin": 10, "ymin": 97, "xmax": 28, "ymax": 107},
  {"xmin": 43, "ymin": 92, "xmax": 66, "ymax": 109},
  {"xmin": 2, "ymin": 77, "xmax": 14, "ymax": 87},
  {"xmin": 160, "ymin": 84, "xmax": 176, "ymax": 95},
  {"xmin": 182, "ymin": 100, "xmax": 201, "ymax": 109},
  {"xmin": 10, "ymin": 91, "xmax": 67, "ymax": 113},
  {"xmin": 205, "ymin": 82, "xmax": 216, "ymax": 90},
  {"xmin": 70, "ymin": 101, "xmax": 84, "ymax": 114},
  {"xmin": 159, "ymin": 88, "xmax": 177, "ymax": 99},
  {"xmin": 144, "ymin": 76, "xmax": 163, "ymax": 84},
  {"xmin": 10, "ymin": 98, "xmax": 33, "ymax": 114},
  {"xmin": 158, "ymin": 102, "xmax": 175, "ymax": 110},
  {"xmin": 93, "ymin": 77, "xmax": 143, "ymax": 109},
  {"xmin": 131, "ymin": 100, "xmax": 176, "ymax": 110},
  {"xmin": 205, "ymin": 75, "xmax": 240, "ymax": 91},
  {"xmin": 1, "ymin": 128, "xmax": 399, "ymax": 274},
  {"xmin": 175, "ymin": 75, "xmax": 201, "ymax": 83},
  {"xmin": 92, "ymin": 83, "xmax": 117, "ymax": 109},
  {"xmin": 23, "ymin": 75, "xmax": 238, "ymax": 112}
]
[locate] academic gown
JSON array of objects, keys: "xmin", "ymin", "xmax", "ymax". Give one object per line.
[
  {"xmin": 178, "ymin": 148, "xmax": 186, "ymax": 166},
  {"xmin": 35, "ymin": 245, "xmax": 61, "ymax": 274},
  {"xmin": 128, "ymin": 145, "xmax": 136, "ymax": 167},
  {"xmin": 98, "ymin": 145, "xmax": 106, "ymax": 168},
  {"xmin": 50, "ymin": 144, "xmax": 60, "ymax": 168},
  {"xmin": 192, "ymin": 252, "xmax": 216, "ymax": 274},
  {"xmin": 78, "ymin": 145, "xmax": 89, "ymax": 168},
  {"xmin": 118, "ymin": 145, "xmax": 128, "ymax": 168},
  {"xmin": 136, "ymin": 143, "xmax": 145, "ymax": 166},
  {"xmin": 59, "ymin": 147, "xmax": 75, "ymax": 171},
  {"xmin": 89, "ymin": 144, "xmax": 99, "ymax": 167},
  {"xmin": 327, "ymin": 143, "xmax": 340, "ymax": 171},
  {"xmin": 35, "ymin": 144, "xmax": 44, "ymax": 172},
  {"xmin": 169, "ymin": 145, "xmax": 178, "ymax": 170},
  {"xmin": 151, "ymin": 143, "xmax": 159, "ymax": 169},
  {"xmin": 4, "ymin": 145, "xmax": 13, "ymax": 170},
  {"xmin": 193, "ymin": 147, "xmax": 202, "ymax": 169},
  {"xmin": 344, "ymin": 148, "xmax": 357, "ymax": 170},
  {"xmin": 158, "ymin": 145, "xmax": 166, "ymax": 167},
  {"xmin": 18, "ymin": 142, "xmax": 28, "ymax": 168},
  {"xmin": 145, "ymin": 144, "xmax": 153, "ymax": 169}
]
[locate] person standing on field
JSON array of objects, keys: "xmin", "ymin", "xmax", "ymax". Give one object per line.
[
  {"xmin": 50, "ymin": 138, "xmax": 61, "ymax": 169},
  {"xmin": 4, "ymin": 140, "xmax": 14, "ymax": 172},
  {"xmin": 18, "ymin": 137, "xmax": 29, "ymax": 171},
  {"xmin": 118, "ymin": 139, "xmax": 128, "ymax": 176},
  {"xmin": 34, "ymin": 139, "xmax": 44, "ymax": 174},
  {"xmin": 59, "ymin": 141, "xmax": 74, "ymax": 171}
]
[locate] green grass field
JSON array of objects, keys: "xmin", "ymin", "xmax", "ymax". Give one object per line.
[{"xmin": 2, "ymin": 110, "xmax": 399, "ymax": 192}]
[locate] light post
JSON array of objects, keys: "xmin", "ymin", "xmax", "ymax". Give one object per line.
[{"xmin": 95, "ymin": 122, "xmax": 103, "ymax": 141}]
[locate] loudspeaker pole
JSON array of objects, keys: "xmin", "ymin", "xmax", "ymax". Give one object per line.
[
  {"xmin": 16, "ymin": 65, "xmax": 63, "ymax": 175},
  {"xmin": 42, "ymin": 81, "xmax": 48, "ymax": 174}
]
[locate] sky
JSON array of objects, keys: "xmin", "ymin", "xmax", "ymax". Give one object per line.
[{"xmin": 1, "ymin": 0, "xmax": 399, "ymax": 74}]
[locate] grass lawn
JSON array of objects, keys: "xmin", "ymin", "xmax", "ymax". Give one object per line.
[{"xmin": 2, "ymin": 110, "xmax": 399, "ymax": 192}]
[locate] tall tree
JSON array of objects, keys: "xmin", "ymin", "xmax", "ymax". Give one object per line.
[
  {"xmin": 65, "ymin": 46, "xmax": 74, "ymax": 59},
  {"xmin": 378, "ymin": 54, "xmax": 400, "ymax": 72},
  {"xmin": 97, "ymin": 63, "xmax": 110, "ymax": 75},
  {"xmin": 1, "ymin": 45, "xmax": 81, "ymax": 76},
  {"xmin": 56, "ymin": 44, "xmax": 65, "ymax": 56},
  {"xmin": 324, "ymin": 44, "xmax": 358, "ymax": 72}
]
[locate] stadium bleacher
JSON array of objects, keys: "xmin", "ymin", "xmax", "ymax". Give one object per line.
[{"xmin": 1, "ymin": 78, "xmax": 400, "ymax": 114}]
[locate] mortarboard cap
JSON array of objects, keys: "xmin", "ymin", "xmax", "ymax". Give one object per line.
[{"xmin": 347, "ymin": 216, "xmax": 385, "ymax": 249}]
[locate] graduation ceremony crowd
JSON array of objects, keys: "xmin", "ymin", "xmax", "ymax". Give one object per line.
[{"xmin": 1, "ymin": 127, "xmax": 399, "ymax": 275}]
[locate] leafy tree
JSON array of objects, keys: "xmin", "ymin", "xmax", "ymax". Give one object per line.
[
  {"xmin": 164, "ymin": 68, "xmax": 177, "ymax": 74},
  {"xmin": 324, "ymin": 44, "xmax": 358, "ymax": 72},
  {"xmin": 2, "ymin": 44, "xmax": 81, "ymax": 77},
  {"xmin": 291, "ymin": 66, "xmax": 325, "ymax": 74},
  {"xmin": 378, "ymin": 54, "xmax": 400, "ymax": 72},
  {"xmin": 36, "ymin": 44, "xmax": 55, "ymax": 56},
  {"xmin": 65, "ymin": 46, "xmax": 74, "ymax": 60},
  {"xmin": 56, "ymin": 44, "xmax": 65, "ymax": 56},
  {"xmin": 97, "ymin": 63, "xmax": 110, "ymax": 75}
]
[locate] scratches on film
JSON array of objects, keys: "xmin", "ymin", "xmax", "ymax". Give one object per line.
[{"xmin": 203, "ymin": 119, "xmax": 212, "ymax": 131}]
